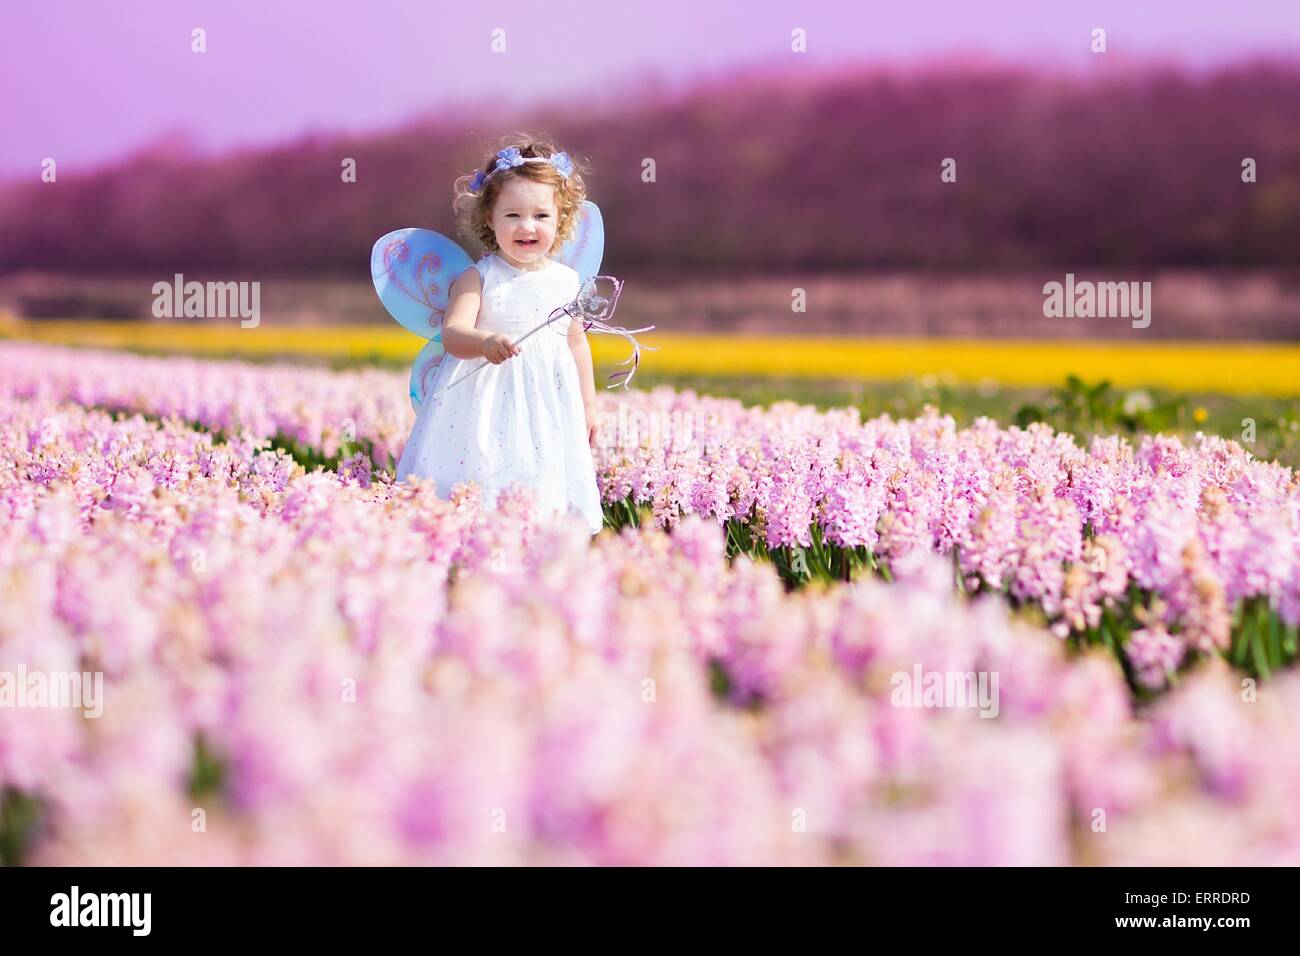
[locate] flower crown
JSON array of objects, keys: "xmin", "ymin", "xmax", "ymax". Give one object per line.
[{"xmin": 468, "ymin": 147, "xmax": 574, "ymax": 194}]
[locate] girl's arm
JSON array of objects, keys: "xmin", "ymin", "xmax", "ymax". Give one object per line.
[
  {"xmin": 441, "ymin": 268, "xmax": 518, "ymax": 362},
  {"xmin": 567, "ymin": 322, "xmax": 599, "ymax": 445}
]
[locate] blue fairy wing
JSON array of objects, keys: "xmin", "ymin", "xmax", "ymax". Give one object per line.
[
  {"xmin": 408, "ymin": 336, "xmax": 448, "ymax": 413},
  {"xmin": 554, "ymin": 201, "xmax": 604, "ymax": 283},
  {"xmin": 371, "ymin": 228, "xmax": 473, "ymax": 411},
  {"xmin": 370, "ymin": 228, "xmax": 473, "ymax": 338}
]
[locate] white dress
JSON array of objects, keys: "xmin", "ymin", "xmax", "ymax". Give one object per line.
[{"xmin": 395, "ymin": 253, "xmax": 604, "ymax": 535}]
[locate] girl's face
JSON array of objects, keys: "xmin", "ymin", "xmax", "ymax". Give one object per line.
[{"xmin": 490, "ymin": 177, "xmax": 559, "ymax": 270}]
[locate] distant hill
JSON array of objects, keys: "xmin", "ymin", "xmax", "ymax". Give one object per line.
[{"xmin": 2, "ymin": 59, "xmax": 1298, "ymax": 275}]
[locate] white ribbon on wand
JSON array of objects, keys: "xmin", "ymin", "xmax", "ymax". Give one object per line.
[{"xmin": 583, "ymin": 316, "xmax": 658, "ymax": 388}]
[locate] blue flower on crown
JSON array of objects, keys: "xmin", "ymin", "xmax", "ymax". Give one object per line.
[
  {"xmin": 551, "ymin": 151, "xmax": 574, "ymax": 178},
  {"xmin": 494, "ymin": 146, "xmax": 525, "ymax": 172},
  {"xmin": 469, "ymin": 169, "xmax": 487, "ymax": 193}
]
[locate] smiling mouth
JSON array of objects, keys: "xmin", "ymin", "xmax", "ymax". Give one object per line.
[{"xmin": 516, "ymin": 239, "xmax": 538, "ymax": 246}]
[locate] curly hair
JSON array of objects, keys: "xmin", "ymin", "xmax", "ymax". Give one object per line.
[{"xmin": 452, "ymin": 131, "xmax": 589, "ymax": 257}]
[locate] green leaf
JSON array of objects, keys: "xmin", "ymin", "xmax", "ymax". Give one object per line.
[{"xmin": 0, "ymin": 788, "xmax": 45, "ymax": 867}]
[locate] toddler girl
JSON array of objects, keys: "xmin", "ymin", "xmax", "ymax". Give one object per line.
[{"xmin": 395, "ymin": 135, "xmax": 604, "ymax": 535}]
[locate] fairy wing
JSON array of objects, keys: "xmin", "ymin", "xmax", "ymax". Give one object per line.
[
  {"xmin": 554, "ymin": 201, "xmax": 604, "ymax": 283},
  {"xmin": 370, "ymin": 228, "xmax": 474, "ymax": 412},
  {"xmin": 407, "ymin": 338, "xmax": 447, "ymax": 412}
]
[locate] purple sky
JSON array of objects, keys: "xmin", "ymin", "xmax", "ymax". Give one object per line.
[{"xmin": 3, "ymin": 0, "xmax": 1297, "ymax": 176}]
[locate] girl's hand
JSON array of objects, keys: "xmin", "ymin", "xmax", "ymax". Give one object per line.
[
  {"xmin": 482, "ymin": 333, "xmax": 521, "ymax": 364},
  {"xmin": 585, "ymin": 401, "xmax": 599, "ymax": 448}
]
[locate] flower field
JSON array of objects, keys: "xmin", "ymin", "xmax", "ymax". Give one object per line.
[{"xmin": 2, "ymin": 341, "xmax": 1299, "ymax": 865}]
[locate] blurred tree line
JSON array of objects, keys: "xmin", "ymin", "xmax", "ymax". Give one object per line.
[{"xmin": 1, "ymin": 60, "xmax": 1297, "ymax": 276}]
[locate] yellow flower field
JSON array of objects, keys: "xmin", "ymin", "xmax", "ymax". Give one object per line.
[{"xmin": 5, "ymin": 318, "xmax": 1299, "ymax": 396}]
